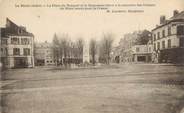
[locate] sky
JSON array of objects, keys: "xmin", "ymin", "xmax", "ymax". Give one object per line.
[{"xmin": 0, "ymin": 0, "xmax": 184, "ymax": 46}]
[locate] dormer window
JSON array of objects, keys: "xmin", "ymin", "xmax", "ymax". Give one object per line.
[
  {"xmin": 18, "ymin": 29, "xmax": 21, "ymax": 34},
  {"xmin": 18, "ymin": 28, "xmax": 24, "ymax": 34}
]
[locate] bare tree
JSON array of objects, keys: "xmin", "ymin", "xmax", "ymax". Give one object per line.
[
  {"xmin": 99, "ymin": 33, "xmax": 114, "ymax": 64},
  {"xmin": 52, "ymin": 33, "xmax": 60, "ymax": 66},
  {"xmin": 59, "ymin": 34, "xmax": 71, "ymax": 66},
  {"xmin": 90, "ymin": 38, "xmax": 97, "ymax": 65},
  {"xmin": 52, "ymin": 33, "xmax": 72, "ymax": 66},
  {"xmin": 76, "ymin": 38, "xmax": 84, "ymax": 59},
  {"xmin": 52, "ymin": 34, "xmax": 85, "ymax": 66}
]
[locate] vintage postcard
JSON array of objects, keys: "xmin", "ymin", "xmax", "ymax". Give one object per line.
[{"xmin": 0, "ymin": 0, "xmax": 184, "ymax": 113}]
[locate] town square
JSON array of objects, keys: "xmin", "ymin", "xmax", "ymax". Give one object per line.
[
  {"xmin": 1, "ymin": 64, "xmax": 184, "ymax": 113},
  {"xmin": 0, "ymin": 0, "xmax": 184, "ymax": 113}
]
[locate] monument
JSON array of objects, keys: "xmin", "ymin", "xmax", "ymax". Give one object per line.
[{"xmin": 83, "ymin": 40, "xmax": 90, "ymax": 63}]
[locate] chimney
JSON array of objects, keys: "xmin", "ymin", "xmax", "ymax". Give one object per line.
[
  {"xmin": 6, "ymin": 18, "xmax": 11, "ymax": 27},
  {"xmin": 160, "ymin": 15, "xmax": 166, "ymax": 24},
  {"xmin": 173, "ymin": 10, "xmax": 179, "ymax": 16},
  {"xmin": 20, "ymin": 26, "xmax": 26, "ymax": 31}
]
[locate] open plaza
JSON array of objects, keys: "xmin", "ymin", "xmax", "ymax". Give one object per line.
[{"xmin": 1, "ymin": 64, "xmax": 184, "ymax": 113}]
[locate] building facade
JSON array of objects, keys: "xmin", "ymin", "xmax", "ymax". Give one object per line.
[
  {"xmin": 119, "ymin": 30, "xmax": 152, "ymax": 63},
  {"xmin": 131, "ymin": 45, "xmax": 152, "ymax": 62},
  {"xmin": 119, "ymin": 31, "xmax": 141, "ymax": 62},
  {"xmin": 0, "ymin": 18, "xmax": 34, "ymax": 68},
  {"xmin": 152, "ymin": 10, "xmax": 184, "ymax": 63},
  {"xmin": 34, "ymin": 41, "xmax": 55, "ymax": 66}
]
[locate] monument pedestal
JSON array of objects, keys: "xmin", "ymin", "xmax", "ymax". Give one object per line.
[{"xmin": 83, "ymin": 41, "xmax": 90, "ymax": 63}]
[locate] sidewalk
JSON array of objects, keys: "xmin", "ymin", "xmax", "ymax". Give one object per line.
[{"xmin": 118, "ymin": 62, "xmax": 184, "ymax": 66}]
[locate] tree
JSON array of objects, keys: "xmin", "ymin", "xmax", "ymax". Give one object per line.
[
  {"xmin": 76, "ymin": 38, "xmax": 84, "ymax": 59},
  {"xmin": 135, "ymin": 30, "xmax": 152, "ymax": 45},
  {"xmin": 52, "ymin": 33, "xmax": 60, "ymax": 66},
  {"xmin": 90, "ymin": 38, "xmax": 97, "ymax": 65},
  {"xmin": 59, "ymin": 34, "xmax": 71, "ymax": 66},
  {"xmin": 99, "ymin": 33, "xmax": 114, "ymax": 64},
  {"xmin": 52, "ymin": 33, "xmax": 72, "ymax": 66}
]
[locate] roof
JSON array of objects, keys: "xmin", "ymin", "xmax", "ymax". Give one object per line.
[
  {"xmin": 152, "ymin": 11, "xmax": 184, "ymax": 31},
  {"xmin": 1, "ymin": 28, "xmax": 6, "ymax": 38},
  {"xmin": 170, "ymin": 11, "xmax": 184, "ymax": 20},
  {"xmin": 35, "ymin": 41, "xmax": 52, "ymax": 48},
  {"xmin": 1, "ymin": 18, "xmax": 34, "ymax": 38}
]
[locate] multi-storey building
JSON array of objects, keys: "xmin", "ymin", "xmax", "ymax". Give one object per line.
[
  {"xmin": 152, "ymin": 10, "xmax": 184, "ymax": 63},
  {"xmin": 34, "ymin": 41, "xmax": 55, "ymax": 66},
  {"xmin": 0, "ymin": 18, "xmax": 34, "ymax": 68},
  {"xmin": 119, "ymin": 30, "xmax": 152, "ymax": 63},
  {"xmin": 131, "ymin": 44, "xmax": 152, "ymax": 62},
  {"xmin": 119, "ymin": 31, "xmax": 141, "ymax": 62}
]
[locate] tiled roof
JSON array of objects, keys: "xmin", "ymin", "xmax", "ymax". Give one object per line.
[
  {"xmin": 152, "ymin": 10, "xmax": 184, "ymax": 31},
  {"xmin": 1, "ymin": 18, "xmax": 34, "ymax": 38},
  {"xmin": 170, "ymin": 11, "xmax": 184, "ymax": 20}
]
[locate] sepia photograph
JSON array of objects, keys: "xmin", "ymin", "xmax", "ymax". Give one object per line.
[{"xmin": 0, "ymin": 0, "xmax": 184, "ymax": 113}]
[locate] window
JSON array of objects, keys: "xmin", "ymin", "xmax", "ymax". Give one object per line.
[
  {"xmin": 149, "ymin": 47, "xmax": 151, "ymax": 52},
  {"xmin": 168, "ymin": 27, "xmax": 171, "ymax": 35},
  {"xmin": 5, "ymin": 48, "xmax": 8, "ymax": 55},
  {"xmin": 136, "ymin": 47, "xmax": 140, "ymax": 52},
  {"xmin": 177, "ymin": 25, "xmax": 184, "ymax": 35},
  {"xmin": 11, "ymin": 37, "xmax": 19, "ymax": 45},
  {"xmin": 23, "ymin": 48, "xmax": 30, "ymax": 55},
  {"xmin": 1, "ymin": 48, "xmax": 3, "ymax": 53},
  {"xmin": 168, "ymin": 39, "xmax": 171, "ymax": 48},
  {"xmin": 162, "ymin": 30, "xmax": 165, "ymax": 38},
  {"xmin": 18, "ymin": 29, "xmax": 23, "ymax": 34},
  {"xmin": 154, "ymin": 43, "xmax": 156, "ymax": 50},
  {"xmin": 162, "ymin": 41, "xmax": 165, "ymax": 49},
  {"xmin": 21, "ymin": 38, "xmax": 30, "ymax": 45},
  {"xmin": 13, "ymin": 48, "xmax": 20, "ymax": 55},
  {"xmin": 157, "ymin": 42, "xmax": 160, "ymax": 50},
  {"xmin": 154, "ymin": 34, "xmax": 156, "ymax": 41},
  {"xmin": 180, "ymin": 37, "xmax": 184, "ymax": 47},
  {"xmin": 1, "ymin": 39, "xmax": 7, "ymax": 45},
  {"xmin": 157, "ymin": 32, "xmax": 160, "ymax": 39}
]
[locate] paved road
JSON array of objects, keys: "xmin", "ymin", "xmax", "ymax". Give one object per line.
[{"xmin": 1, "ymin": 64, "xmax": 184, "ymax": 113}]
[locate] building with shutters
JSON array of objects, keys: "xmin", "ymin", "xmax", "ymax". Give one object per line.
[
  {"xmin": 0, "ymin": 18, "xmax": 34, "ymax": 68},
  {"xmin": 152, "ymin": 10, "xmax": 184, "ymax": 63}
]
